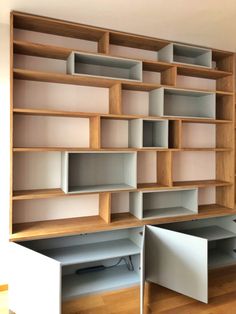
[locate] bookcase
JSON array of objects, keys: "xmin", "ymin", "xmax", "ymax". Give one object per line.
[{"xmin": 9, "ymin": 11, "xmax": 235, "ymax": 314}]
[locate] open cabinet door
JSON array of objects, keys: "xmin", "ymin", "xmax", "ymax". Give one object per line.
[
  {"xmin": 9, "ymin": 242, "xmax": 61, "ymax": 314},
  {"xmin": 145, "ymin": 225, "xmax": 208, "ymax": 303}
]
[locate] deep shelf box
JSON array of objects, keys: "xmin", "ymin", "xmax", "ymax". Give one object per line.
[
  {"xmin": 157, "ymin": 43, "xmax": 212, "ymax": 68},
  {"xmin": 67, "ymin": 51, "xmax": 143, "ymax": 81},
  {"xmin": 130, "ymin": 188, "xmax": 198, "ymax": 219},
  {"xmin": 149, "ymin": 87, "xmax": 216, "ymax": 119},
  {"xmin": 61, "ymin": 151, "xmax": 137, "ymax": 193},
  {"xmin": 129, "ymin": 119, "xmax": 168, "ymax": 148}
]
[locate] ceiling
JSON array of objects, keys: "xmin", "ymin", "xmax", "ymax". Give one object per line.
[{"xmin": 1, "ymin": 0, "xmax": 236, "ymax": 52}]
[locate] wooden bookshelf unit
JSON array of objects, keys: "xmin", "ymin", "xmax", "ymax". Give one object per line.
[{"xmin": 9, "ymin": 11, "xmax": 236, "ymax": 314}]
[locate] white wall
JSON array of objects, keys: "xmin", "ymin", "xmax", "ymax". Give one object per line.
[{"xmin": 0, "ymin": 21, "xmax": 10, "ymax": 285}]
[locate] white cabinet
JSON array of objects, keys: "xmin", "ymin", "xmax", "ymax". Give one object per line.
[
  {"xmin": 9, "ymin": 227, "xmax": 144, "ymax": 314},
  {"xmin": 9, "ymin": 216, "xmax": 236, "ymax": 314}
]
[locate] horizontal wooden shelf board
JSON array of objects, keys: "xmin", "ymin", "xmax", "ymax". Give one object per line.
[
  {"xmin": 12, "ymin": 108, "xmax": 233, "ymax": 124},
  {"xmin": 177, "ymin": 64, "xmax": 232, "ymax": 79},
  {"xmin": 180, "ymin": 148, "xmax": 232, "ymax": 152},
  {"xmin": 10, "ymin": 205, "xmax": 236, "ymax": 242},
  {"xmin": 13, "ymin": 69, "xmax": 234, "ymax": 95},
  {"xmin": 13, "ymin": 147, "xmax": 179, "ymax": 153},
  {"xmin": 13, "ymin": 180, "xmax": 232, "ymax": 201},
  {"xmin": 173, "ymin": 180, "xmax": 232, "ymax": 188}
]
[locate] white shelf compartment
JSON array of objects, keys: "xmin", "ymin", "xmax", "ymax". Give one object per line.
[
  {"xmin": 149, "ymin": 87, "xmax": 216, "ymax": 119},
  {"xmin": 130, "ymin": 188, "xmax": 198, "ymax": 220},
  {"xmin": 61, "ymin": 151, "xmax": 137, "ymax": 194},
  {"xmin": 67, "ymin": 51, "xmax": 143, "ymax": 81},
  {"xmin": 62, "ymin": 264, "xmax": 140, "ymax": 300},
  {"xmin": 157, "ymin": 43, "xmax": 212, "ymax": 68},
  {"xmin": 129, "ymin": 119, "xmax": 168, "ymax": 148}
]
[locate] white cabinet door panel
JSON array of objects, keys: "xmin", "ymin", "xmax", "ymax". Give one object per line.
[{"xmin": 145, "ymin": 225, "xmax": 208, "ymax": 303}]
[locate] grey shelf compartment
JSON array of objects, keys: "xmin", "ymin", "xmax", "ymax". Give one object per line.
[
  {"xmin": 67, "ymin": 51, "xmax": 143, "ymax": 81},
  {"xmin": 208, "ymin": 238, "xmax": 236, "ymax": 269},
  {"xmin": 157, "ymin": 43, "xmax": 212, "ymax": 68},
  {"xmin": 62, "ymin": 264, "xmax": 140, "ymax": 300},
  {"xmin": 182, "ymin": 225, "xmax": 236, "ymax": 241},
  {"xmin": 61, "ymin": 151, "xmax": 137, "ymax": 194},
  {"xmin": 149, "ymin": 87, "xmax": 216, "ymax": 119},
  {"xmin": 129, "ymin": 119, "xmax": 168, "ymax": 148},
  {"xmin": 130, "ymin": 188, "xmax": 198, "ymax": 220}
]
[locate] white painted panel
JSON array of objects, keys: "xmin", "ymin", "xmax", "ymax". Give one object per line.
[
  {"xmin": 111, "ymin": 192, "xmax": 129, "ymax": 213},
  {"xmin": 13, "ymin": 152, "xmax": 61, "ymax": 190},
  {"xmin": 173, "ymin": 152, "xmax": 215, "ymax": 182},
  {"xmin": 14, "ymin": 54, "xmax": 66, "ymax": 73},
  {"xmin": 145, "ymin": 226, "xmax": 208, "ymax": 303},
  {"xmin": 129, "ymin": 119, "xmax": 142, "ymax": 148},
  {"xmin": 137, "ymin": 151, "xmax": 156, "ymax": 183},
  {"xmin": 101, "ymin": 119, "xmax": 129, "ymax": 148},
  {"xmin": 14, "ymin": 80, "xmax": 109, "ymax": 113},
  {"xmin": 130, "ymin": 192, "xmax": 143, "ymax": 219},
  {"xmin": 14, "ymin": 115, "xmax": 89, "ymax": 147},
  {"xmin": 157, "ymin": 44, "xmax": 173, "ymax": 63},
  {"xmin": 182, "ymin": 123, "xmax": 216, "ymax": 148},
  {"xmin": 13, "ymin": 194, "xmax": 99, "ymax": 223},
  {"xmin": 122, "ymin": 90, "xmax": 149, "ymax": 115},
  {"xmin": 14, "ymin": 29, "xmax": 97, "ymax": 52},
  {"xmin": 9, "ymin": 242, "xmax": 61, "ymax": 314},
  {"xmin": 149, "ymin": 88, "xmax": 164, "ymax": 116}
]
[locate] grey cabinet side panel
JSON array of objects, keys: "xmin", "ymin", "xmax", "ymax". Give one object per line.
[
  {"xmin": 149, "ymin": 88, "xmax": 164, "ymax": 116},
  {"xmin": 67, "ymin": 52, "xmax": 75, "ymax": 75},
  {"xmin": 157, "ymin": 44, "xmax": 173, "ymax": 63}
]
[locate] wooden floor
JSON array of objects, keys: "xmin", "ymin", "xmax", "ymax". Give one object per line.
[{"xmin": 3, "ymin": 266, "xmax": 236, "ymax": 313}]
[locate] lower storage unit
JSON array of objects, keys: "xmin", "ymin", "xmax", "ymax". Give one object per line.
[{"xmin": 9, "ymin": 216, "xmax": 236, "ymax": 314}]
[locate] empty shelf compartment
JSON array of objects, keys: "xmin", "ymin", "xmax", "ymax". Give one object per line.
[
  {"xmin": 61, "ymin": 151, "xmax": 137, "ymax": 193},
  {"xmin": 41, "ymin": 238, "xmax": 140, "ymax": 266},
  {"xmin": 149, "ymin": 87, "xmax": 215, "ymax": 119},
  {"xmin": 129, "ymin": 119, "xmax": 168, "ymax": 148},
  {"xmin": 182, "ymin": 225, "xmax": 236, "ymax": 241},
  {"xmin": 158, "ymin": 43, "xmax": 212, "ymax": 68},
  {"xmin": 208, "ymin": 238, "xmax": 236, "ymax": 269},
  {"xmin": 67, "ymin": 51, "xmax": 142, "ymax": 81},
  {"xmin": 62, "ymin": 264, "xmax": 140, "ymax": 300},
  {"xmin": 130, "ymin": 188, "xmax": 198, "ymax": 219}
]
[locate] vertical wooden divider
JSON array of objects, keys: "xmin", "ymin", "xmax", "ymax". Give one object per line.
[
  {"xmin": 89, "ymin": 116, "xmax": 101, "ymax": 149},
  {"xmin": 156, "ymin": 151, "xmax": 173, "ymax": 187},
  {"xmin": 161, "ymin": 66, "xmax": 177, "ymax": 86},
  {"xmin": 99, "ymin": 192, "xmax": 111, "ymax": 223},
  {"xmin": 98, "ymin": 32, "xmax": 110, "ymax": 54},
  {"xmin": 169, "ymin": 120, "xmax": 182, "ymax": 149},
  {"xmin": 109, "ymin": 83, "xmax": 122, "ymax": 115}
]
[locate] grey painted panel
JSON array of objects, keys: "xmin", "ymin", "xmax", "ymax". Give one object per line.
[
  {"xmin": 182, "ymin": 225, "xmax": 236, "ymax": 241},
  {"xmin": 130, "ymin": 192, "xmax": 143, "ymax": 219},
  {"xmin": 143, "ymin": 207, "xmax": 196, "ymax": 219},
  {"xmin": 66, "ymin": 152, "xmax": 136, "ymax": 193},
  {"xmin": 61, "ymin": 152, "xmax": 68, "ymax": 193},
  {"xmin": 149, "ymin": 88, "xmax": 164, "ymax": 116},
  {"xmin": 67, "ymin": 51, "xmax": 142, "ymax": 81},
  {"xmin": 129, "ymin": 119, "xmax": 143, "ymax": 148},
  {"xmin": 157, "ymin": 43, "xmax": 173, "ymax": 63},
  {"xmin": 145, "ymin": 225, "xmax": 208, "ymax": 303},
  {"xmin": 143, "ymin": 120, "xmax": 168, "ymax": 147}
]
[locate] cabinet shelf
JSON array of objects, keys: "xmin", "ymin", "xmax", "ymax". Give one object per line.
[
  {"xmin": 62, "ymin": 265, "xmax": 140, "ymax": 300},
  {"xmin": 41, "ymin": 238, "xmax": 140, "ymax": 266},
  {"xmin": 209, "ymin": 248, "xmax": 236, "ymax": 269},
  {"xmin": 10, "ymin": 205, "xmax": 236, "ymax": 242},
  {"xmin": 182, "ymin": 225, "xmax": 236, "ymax": 241}
]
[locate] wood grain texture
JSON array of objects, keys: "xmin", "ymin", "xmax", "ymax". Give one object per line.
[
  {"xmin": 11, "ymin": 204, "xmax": 236, "ymax": 242},
  {"xmin": 161, "ymin": 66, "xmax": 177, "ymax": 86},
  {"xmin": 90, "ymin": 116, "xmax": 101, "ymax": 149},
  {"xmin": 109, "ymin": 83, "xmax": 122, "ymax": 114},
  {"xmin": 99, "ymin": 192, "xmax": 111, "ymax": 223},
  {"xmin": 156, "ymin": 151, "xmax": 172, "ymax": 186},
  {"xmin": 98, "ymin": 32, "xmax": 110, "ymax": 54}
]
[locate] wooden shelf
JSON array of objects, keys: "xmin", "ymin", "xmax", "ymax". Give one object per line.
[
  {"xmin": 13, "ymin": 108, "xmax": 233, "ymax": 124},
  {"xmin": 13, "ymin": 68, "xmax": 234, "ymax": 95},
  {"xmin": 13, "ymin": 147, "xmax": 179, "ymax": 152},
  {"xmin": 10, "ymin": 204, "xmax": 236, "ymax": 241},
  {"xmin": 173, "ymin": 180, "xmax": 232, "ymax": 188},
  {"xmin": 14, "ymin": 40, "xmax": 232, "ymax": 80}
]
